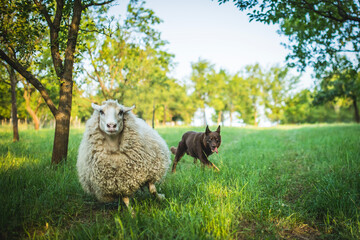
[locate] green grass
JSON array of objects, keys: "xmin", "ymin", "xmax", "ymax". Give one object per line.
[{"xmin": 1, "ymin": 124, "xmax": 360, "ymax": 239}]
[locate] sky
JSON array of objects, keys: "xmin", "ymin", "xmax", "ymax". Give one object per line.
[{"xmin": 109, "ymin": 0, "xmax": 314, "ymax": 89}]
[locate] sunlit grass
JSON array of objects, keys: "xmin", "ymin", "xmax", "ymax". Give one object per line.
[{"xmin": 0, "ymin": 124, "xmax": 359, "ymax": 239}]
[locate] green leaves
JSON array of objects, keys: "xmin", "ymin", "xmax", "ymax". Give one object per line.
[
  {"xmin": 312, "ymin": 56, "xmax": 360, "ymax": 122},
  {"xmin": 217, "ymin": 0, "xmax": 360, "ymax": 72},
  {"xmin": 189, "ymin": 60, "xmax": 298, "ymax": 125}
]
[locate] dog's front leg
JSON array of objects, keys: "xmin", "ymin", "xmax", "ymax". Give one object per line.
[
  {"xmin": 210, "ymin": 162, "xmax": 220, "ymax": 171},
  {"xmin": 199, "ymin": 154, "xmax": 220, "ymax": 172}
]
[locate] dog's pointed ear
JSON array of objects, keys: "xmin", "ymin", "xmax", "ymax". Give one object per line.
[
  {"xmin": 216, "ymin": 125, "xmax": 220, "ymax": 133},
  {"xmin": 205, "ymin": 125, "xmax": 211, "ymax": 135}
]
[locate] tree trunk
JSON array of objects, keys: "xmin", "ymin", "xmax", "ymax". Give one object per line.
[
  {"xmin": 152, "ymin": 100, "xmax": 156, "ymax": 129},
  {"xmin": 221, "ymin": 111, "xmax": 225, "ymax": 126},
  {"xmin": 50, "ymin": 0, "xmax": 81, "ymax": 164},
  {"xmin": 163, "ymin": 105, "xmax": 167, "ymax": 125},
  {"xmin": 217, "ymin": 111, "xmax": 222, "ymax": 126},
  {"xmin": 52, "ymin": 110, "xmax": 71, "ymax": 164},
  {"xmin": 203, "ymin": 108, "xmax": 207, "ymax": 126},
  {"xmin": 254, "ymin": 110, "xmax": 258, "ymax": 127},
  {"xmin": 229, "ymin": 104, "xmax": 233, "ymax": 127},
  {"xmin": 10, "ymin": 67, "xmax": 19, "ymax": 142},
  {"xmin": 51, "ymin": 80, "xmax": 73, "ymax": 164},
  {"xmin": 353, "ymin": 96, "xmax": 359, "ymax": 123},
  {"xmin": 25, "ymin": 105, "xmax": 40, "ymax": 130},
  {"xmin": 23, "ymin": 80, "xmax": 41, "ymax": 130}
]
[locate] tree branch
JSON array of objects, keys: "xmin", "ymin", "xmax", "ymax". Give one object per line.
[
  {"xmin": 34, "ymin": 0, "xmax": 65, "ymax": 78},
  {"xmin": 63, "ymin": 0, "xmax": 81, "ymax": 81},
  {"xmin": 0, "ymin": 49, "xmax": 58, "ymax": 116},
  {"xmin": 0, "ymin": 62, "xmax": 11, "ymax": 85},
  {"xmin": 86, "ymin": 46, "xmax": 110, "ymax": 98},
  {"xmin": 335, "ymin": 0, "xmax": 360, "ymax": 22},
  {"xmin": 299, "ymin": 0, "xmax": 344, "ymax": 22},
  {"xmin": 54, "ymin": 0, "xmax": 65, "ymax": 28},
  {"xmin": 0, "ymin": 78, "xmax": 11, "ymax": 86},
  {"xmin": 78, "ymin": 27, "xmax": 112, "ymax": 37},
  {"xmin": 299, "ymin": 0, "xmax": 360, "ymax": 23},
  {"xmin": 83, "ymin": 0, "xmax": 115, "ymax": 10},
  {"xmin": 33, "ymin": 0, "xmax": 54, "ymax": 29}
]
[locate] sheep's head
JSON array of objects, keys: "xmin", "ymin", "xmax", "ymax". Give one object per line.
[{"xmin": 91, "ymin": 100, "xmax": 135, "ymax": 136}]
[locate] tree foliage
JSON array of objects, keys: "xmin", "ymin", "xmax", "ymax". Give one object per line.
[
  {"xmin": 313, "ymin": 57, "xmax": 360, "ymax": 122},
  {"xmin": 190, "ymin": 60, "xmax": 300, "ymax": 126},
  {"xmin": 80, "ymin": 0, "xmax": 194, "ymax": 126},
  {"xmin": 1, "ymin": 0, "xmax": 357, "ymax": 141},
  {"xmin": 0, "ymin": 0, "xmax": 115, "ymax": 164},
  {"xmin": 283, "ymin": 89, "xmax": 354, "ymax": 124},
  {"xmin": 217, "ymin": 0, "xmax": 360, "ymax": 71},
  {"xmin": 217, "ymin": 0, "xmax": 360, "ymax": 124}
]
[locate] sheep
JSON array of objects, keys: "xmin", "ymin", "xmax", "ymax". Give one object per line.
[{"xmin": 76, "ymin": 99, "xmax": 171, "ymax": 209}]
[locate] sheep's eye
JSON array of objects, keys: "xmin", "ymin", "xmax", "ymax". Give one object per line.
[
  {"xmin": 99, "ymin": 110, "xmax": 104, "ymax": 115},
  {"xmin": 118, "ymin": 110, "xmax": 124, "ymax": 115}
]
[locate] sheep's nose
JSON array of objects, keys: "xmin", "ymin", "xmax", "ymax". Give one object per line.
[{"xmin": 107, "ymin": 123, "xmax": 117, "ymax": 128}]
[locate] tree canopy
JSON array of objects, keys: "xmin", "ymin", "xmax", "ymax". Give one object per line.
[
  {"xmin": 216, "ymin": 0, "xmax": 360, "ymax": 123},
  {"xmin": 0, "ymin": 0, "xmax": 116, "ymax": 164},
  {"xmin": 0, "ymin": 0, "xmax": 358, "ymax": 152},
  {"xmin": 217, "ymin": 0, "xmax": 360, "ymax": 71}
]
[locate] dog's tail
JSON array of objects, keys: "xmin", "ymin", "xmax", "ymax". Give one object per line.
[{"xmin": 170, "ymin": 146, "xmax": 177, "ymax": 155}]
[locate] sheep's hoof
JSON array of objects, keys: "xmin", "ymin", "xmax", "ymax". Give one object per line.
[{"xmin": 156, "ymin": 193, "xmax": 165, "ymax": 201}]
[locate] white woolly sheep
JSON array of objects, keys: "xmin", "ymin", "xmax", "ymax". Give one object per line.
[{"xmin": 76, "ymin": 100, "xmax": 171, "ymax": 209}]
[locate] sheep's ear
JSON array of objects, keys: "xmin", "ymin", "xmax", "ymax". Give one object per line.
[
  {"xmin": 91, "ymin": 103, "xmax": 101, "ymax": 112},
  {"xmin": 124, "ymin": 105, "xmax": 135, "ymax": 113}
]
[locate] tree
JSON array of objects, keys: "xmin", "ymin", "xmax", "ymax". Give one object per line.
[
  {"xmin": 227, "ymin": 73, "xmax": 251, "ymax": 126},
  {"xmin": 217, "ymin": 0, "xmax": 360, "ymax": 72},
  {"xmin": 20, "ymin": 77, "xmax": 43, "ymax": 130},
  {"xmin": 207, "ymin": 69, "xmax": 229, "ymax": 126},
  {"xmin": 313, "ymin": 57, "xmax": 360, "ymax": 123},
  {"xmin": 283, "ymin": 89, "xmax": 312, "ymax": 124},
  {"xmin": 82, "ymin": 0, "xmax": 174, "ymax": 128},
  {"xmin": 242, "ymin": 64, "xmax": 266, "ymax": 126},
  {"xmin": 166, "ymin": 82, "xmax": 197, "ymax": 125},
  {"xmin": 263, "ymin": 65, "xmax": 299, "ymax": 123},
  {"xmin": 283, "ymin": 89, "xmax": 354, "ymax": 124},
  {"xmin": 0, "ymin": 61, "xmax": 20, "ymax": 141},
  {"xmin": 190, "ymin": 59, "xmax": 214, "ymax": 126},
  {"xmin": 0, "ymin": 0, "xmax": 114, "ymax": 164}
]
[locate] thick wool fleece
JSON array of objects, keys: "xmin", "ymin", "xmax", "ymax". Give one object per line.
[{"xmin": 77, "ymin": 109, "xmax": 171, "ymax": 202}]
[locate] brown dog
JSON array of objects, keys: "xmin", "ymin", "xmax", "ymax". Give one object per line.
[{"xmin": 170, "ymin": 126, "xmax": 221, "ymax": 173}]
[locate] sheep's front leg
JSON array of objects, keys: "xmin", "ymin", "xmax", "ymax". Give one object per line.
[
  {"xmin": 122, "ymin": 197, "xmax": 134, "ymax": 216},
  {"xmin": 149, "ymin": 183, "xmax": 165, "ymax": 200}
]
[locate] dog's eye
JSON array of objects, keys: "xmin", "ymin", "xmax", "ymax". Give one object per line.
[
  {"xmin": 99, "ymin": 110, "xmax": 104, "ymax": 115},
  {"xmin": 118, "ymin": 110, "xmax": 124, "ymax": 115}
]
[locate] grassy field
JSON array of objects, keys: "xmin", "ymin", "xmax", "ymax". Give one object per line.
[{"xmin": 1, "ymin": 124, "xmax": 360, "ymax": 239}]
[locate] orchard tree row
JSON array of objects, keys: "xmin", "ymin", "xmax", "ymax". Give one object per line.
[{"xmin": 0, "ymin": 0, "xmax": 359, "ymax": 164}]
